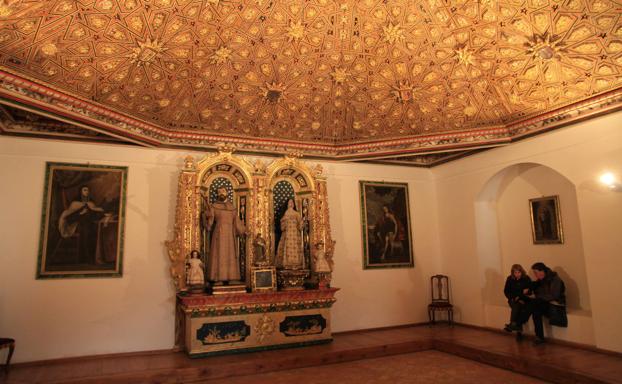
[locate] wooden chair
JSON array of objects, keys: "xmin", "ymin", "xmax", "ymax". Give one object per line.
[
  {"xmin": 428, "ymin": 275, "xmax": 453, "ymax": 325},
  {"xmin": 0, "ymin": 338, "xmax": 15, "ymax": 375}
]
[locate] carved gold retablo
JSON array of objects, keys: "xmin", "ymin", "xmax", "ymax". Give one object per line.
[
  {"xmin": 277, "ymin": 269, "xmax": 309, "ymax": 290},
  {"xmin": 255, "ymin": 314, "xmax": 276, "ymax": 343},
  {"xmin": 183, "ymin": 156, "xmax": 196, "ymax": 171},
  {"xmin": 216, "ymin": 142, "xmax": 236, "ymax": 154}
]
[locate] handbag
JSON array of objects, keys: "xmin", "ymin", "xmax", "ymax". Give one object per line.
[{"xmin": 548, "ymin": 302, "xmax": 568, "ymax": 327}]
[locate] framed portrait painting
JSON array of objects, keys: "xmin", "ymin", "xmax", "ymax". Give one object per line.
[
  {"xmin": 359, "ymin": 181, "xmax": 414, "ymax": 269},
  {"xmin": 37, "ymin": 162, "xmax": 128, "ymax": 278},
  {"xmin": 529, "ymin": 195, "xmax": 564, "ymax": 244}
]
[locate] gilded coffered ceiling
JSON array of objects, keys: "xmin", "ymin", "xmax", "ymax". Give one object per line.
[{"xmin": 0, "ymin": 0, "xmax": 621, "ymax": 161}]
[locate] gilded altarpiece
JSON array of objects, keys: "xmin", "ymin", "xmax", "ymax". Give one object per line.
[{"xmin": 167, "ymin": 149, "xmax": 337, "ymax": 357}]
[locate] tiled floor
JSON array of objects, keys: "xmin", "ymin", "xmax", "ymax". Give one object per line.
[{"xmin": 203, "ymin": 350, "xmax": 549, "ymax": 384}]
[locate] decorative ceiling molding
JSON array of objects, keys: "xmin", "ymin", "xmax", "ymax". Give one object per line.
[
  {"xmin": 2, "ymin": 69, "xmax": 622, "ymax": 161},
  {"xmin": 0, "ymin": 0, "xmax": 621, "ymax": 162},
  {"xmin": 363, "ymin": 149, "xmax": 489, "ymax": 167},
  {"xmin": 0, "ymin": 102, "xmax": 129, "ymax": 143},
  {"xmin": 0, "ymin": 100, "xmax": 485, "ymax": 167}
]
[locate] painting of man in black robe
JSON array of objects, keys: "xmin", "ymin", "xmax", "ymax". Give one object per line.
[
  {"xmin": 360, "ymin": 181, "xmax": 414, "ymax": 269},
  {"xmin": 37, "ymin": 163, "xmax": 127, "ymax": 278}
]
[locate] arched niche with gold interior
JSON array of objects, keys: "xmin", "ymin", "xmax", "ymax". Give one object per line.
[
  {"xmin": 196, "ymin": 150, "xmax": 254, "ymax": 285},
  {"xmin": 264, "ymin": 156, "xmax": 335, "ymax": 282},
  {"xmin": 166, "ymin": 147, "xmax": 255, "ymax": 291}
]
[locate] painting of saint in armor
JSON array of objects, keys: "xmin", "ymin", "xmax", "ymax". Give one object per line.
[
  {"xmin": 529, "ymin": 196, "xmax": 563, "ymax": 244},
  {"xmin": 37, "ymin": 163, "xmax": 127, "ymax": 278},
  {"xmin": 359, "ymin": 181, "xmax": 414, "ymax": 269}
]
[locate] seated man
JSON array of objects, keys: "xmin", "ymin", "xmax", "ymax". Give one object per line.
[{"xmin": 513, "ymin": 262, "xmax": 566, "ymax": 345}]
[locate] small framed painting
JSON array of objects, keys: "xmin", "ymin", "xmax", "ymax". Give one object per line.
[
  {"xmin": 251, "ymin": 267, "xmax": 276, "ymax": 292},
  {"xmin": 37, "ymin": 162, "xmax": 127, "ymax": 278},
  {"xmin": 359, "ymin": 181, "xmax": 414, "ymax": 269},
  {"xmin": 529, "ymin": 195, "xmax": 564, "ymax": 244}
]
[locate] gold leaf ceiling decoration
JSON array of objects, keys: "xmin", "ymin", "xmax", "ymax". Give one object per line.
[{"xmin": 0, "ymin": 0, "xmax": 621, "ymax": 155}]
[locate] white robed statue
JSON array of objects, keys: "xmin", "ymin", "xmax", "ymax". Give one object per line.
[
  {"xmin": 186, "ymin": 250, "xmax": 205, "ymax": 286},
  {"xmin": 204, "ymin": 187, "xmax": 246, "ymax": 283},
  {"xmin": 276, "ymin": 199, "xmax": 304, "ymax": 269}
]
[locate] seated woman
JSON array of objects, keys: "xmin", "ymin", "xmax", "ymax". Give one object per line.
[
  {"xmin": 503, "ymin": 264, "xmax": 531, "ymax": 340},
  {"xmin": 514, "ymin": 262, "xmax": 566, "ymax": 346}
]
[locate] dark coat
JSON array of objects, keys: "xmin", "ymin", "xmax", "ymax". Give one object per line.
[
  {"xmin": 504, "ymin": 275, "xmax": 531, "ymax": 303},
  {"xmin": 532, "ymin": 271, "xmax": 566, "ymax": 304}
]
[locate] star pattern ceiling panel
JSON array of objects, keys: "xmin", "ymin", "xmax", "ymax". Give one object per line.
[{"xmin": 0, "ymin": 0, "xmax": 621, "ymax": 145}]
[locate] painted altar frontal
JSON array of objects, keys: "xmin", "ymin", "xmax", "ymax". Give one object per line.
[
  {"xmin": 179, "ymin": 289, "xmax": 338, "ymax": 356},
  {"xmin": 167, "ymin": 146, "xmax": 338, "ymax": 356}
]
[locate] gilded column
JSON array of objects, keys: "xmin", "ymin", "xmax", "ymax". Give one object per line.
[{"xmin": 166, "ymin": 156, "xmax": 200, "ymax": 292}]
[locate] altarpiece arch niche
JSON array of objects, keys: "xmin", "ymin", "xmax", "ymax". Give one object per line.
[
  {"xmin": 267, "ymin": 161, "xmax": 319, "ymax": 289},
  {"xmin": 272, "ymin": 180, "xmax": 296, "ymax": 252},
  {"xmin": 166, "ymin": 148, "xmax": 338, "ymax": 357},
  {"xmin": 199, "ymin": 169, "xmax": 249, "ymax": 290}
]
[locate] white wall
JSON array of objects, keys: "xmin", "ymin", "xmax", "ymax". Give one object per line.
[
  {"xmin": 0, "ymin": 137, "xmax": 441, "ymax": 363},
  {"xmin": 325, "ymin": 162, "xmax": 441, "ymax": 332},
  {"xmin": 2, "ymin": 109, "xmax": 620, "ymax": 363},
  {"xmin": 434, "ymin": 110, "xmax": 622, "ymax": 352}
]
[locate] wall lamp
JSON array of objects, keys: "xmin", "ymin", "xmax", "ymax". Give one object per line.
[{"xmin": 599, "ymin": 172, "xmax": 621, "ymax": 191}]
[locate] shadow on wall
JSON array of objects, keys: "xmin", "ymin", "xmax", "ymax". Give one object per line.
[
  {"xmin": 554, "ymin": 266, "xmax": 590, "ymax": 315},
  {"xmin": 482, "ymin": 268, "xmax": 505, "ymax": 308}
]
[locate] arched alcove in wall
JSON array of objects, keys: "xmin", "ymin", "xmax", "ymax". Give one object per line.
[{"xmin": 475, "ymin": 162, "xmax": 592, "ymax": 324}]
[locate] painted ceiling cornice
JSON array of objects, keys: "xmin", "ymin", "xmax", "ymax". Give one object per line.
[{"xmin": 0, "ymin": 0, "xmax": 622, "ymax": 163}]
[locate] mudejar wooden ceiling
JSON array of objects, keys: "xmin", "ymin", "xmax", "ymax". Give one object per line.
[{"xmin": 0, "ymin": 0, "xmax": 621, "ymax": 165}]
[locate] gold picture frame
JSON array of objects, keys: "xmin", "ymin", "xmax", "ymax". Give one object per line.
[
  {"xmin": 529, "ymin": 195, "xmax": 564, "ymax": 244},
  {"xmin": 251, "ymin": 267, "xmax": 277, "ymax": 292}
]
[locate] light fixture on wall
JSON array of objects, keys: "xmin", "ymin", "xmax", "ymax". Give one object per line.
[{"xmin": 599, "ymin": 172, "xmax": 621, "ymax": 191}]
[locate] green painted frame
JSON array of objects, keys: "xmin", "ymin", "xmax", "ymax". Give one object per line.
[
  {"xmin": 359, "ymin": 180, "xmax": 414, "ymax": 270},
  {"xmin": 36, "ymin": 162, "xmax": 128, "ymax": 279}
]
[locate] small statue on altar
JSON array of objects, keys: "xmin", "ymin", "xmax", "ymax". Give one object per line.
[
  {"xmin": 313, "ymin": 241, "xmax": 331, "ymax": 273},
  {"xmin": 276, "ymin": 199, "xmax": 304, "ymax": 270},
  {"xmin": 204, "ymin": 187, "xmax": 246, "ymax": 285},
  {"xmin": 313, "ymin": 241, "xmax": 332, "ymax": 288},
  {"xmin": 186, "ymin": 250, "xmax": 205, "ymax": 293},
  {"xmin": 253, "ymin": 233, "xmax": 270, "ymax": 266}
]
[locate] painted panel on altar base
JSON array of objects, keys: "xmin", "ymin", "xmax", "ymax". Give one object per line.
[
  {"xmin": 280, "ymin": 314, "xmax": 326, "ymax": 337},
  {"xmin": 37, "ymin": 162, "xmax": 127, "ymax": 278},
  {"xmin": 186, "ymin": 308, "xmax": 332, "ymax": 356},
  {"xmin": 197, "ymin": 321, "xmax": 250, "ymax": 345}
]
